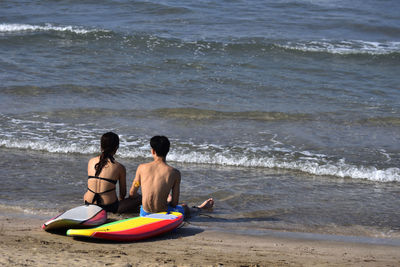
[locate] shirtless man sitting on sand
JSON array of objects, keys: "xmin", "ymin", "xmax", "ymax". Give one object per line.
[{"xmin": 129, "ymin": 135, "xmax": 214, "ymax": 218}]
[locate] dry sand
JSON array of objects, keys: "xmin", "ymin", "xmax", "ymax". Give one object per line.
[{"xmin": 1, "ymin": 210, "xmax": 399, "ymax": 267}]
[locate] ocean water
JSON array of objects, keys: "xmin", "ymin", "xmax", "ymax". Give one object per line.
[{"xmin": 1, "ymin": 0, "xmax": 400, "ymax": 242}]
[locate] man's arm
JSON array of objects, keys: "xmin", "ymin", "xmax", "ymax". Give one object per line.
[
  {"xmin": 118, "ymin": 164, "xmax": 127, "ymax": 201},
  {"xmin": 129, "ymin": 165, "xmax": 142, "ymax": 198},
  {"xmin": 169, "ymin": 170, "xmax": 181, "ymax": 207}
]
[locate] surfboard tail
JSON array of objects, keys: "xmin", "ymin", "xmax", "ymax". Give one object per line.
[
  {"xmin": 42, "ymin": 205, "xmax": 106, "ymax": 231},
  {"xmin": 81, "ymin": 209, "xmax": 107, "ymax": 226}
]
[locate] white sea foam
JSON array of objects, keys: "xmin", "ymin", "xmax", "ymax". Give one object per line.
[
  {"xmin": 0, "ymin": 134, "xmax": 398, "ymax": 183},
  {"xmin": 0, "ymin": 23, "xmax": 104, "ymax": 34},
  {"xmin": 0, "ymin": 139, "xmax": 97, "ymax": 154},
  {"xmin": 2, "ymin": 137, "xmax": 399, "ymax": 182},
  {"xmin": 279, "ymin": 40, "xmax": 400, "ymax": 55},
  {"xmin": 166, "ymin": 149, "xmax": 400, "ymax": 182}
]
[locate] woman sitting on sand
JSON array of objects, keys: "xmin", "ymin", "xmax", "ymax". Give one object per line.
[{"xmin": 84, "ymin": 132, "xmax": 140, "ymax": 213}]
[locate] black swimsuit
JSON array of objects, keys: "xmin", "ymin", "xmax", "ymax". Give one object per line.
[{"xmin": 86, "ymin": 176, "xmax": 119, "ymax": 213}]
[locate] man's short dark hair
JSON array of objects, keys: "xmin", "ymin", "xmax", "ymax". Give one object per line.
[{"xmin": 150, "ymin": 136, "xmax": 170, "ymax": 157}]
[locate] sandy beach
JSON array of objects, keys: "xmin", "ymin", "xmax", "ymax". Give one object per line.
[
  {"xmin": 2, "ymin": 1, "xmax": 400, "ymax": 265},
  {"xmin": 1, "ymin": 209, "xmax": 399, "ymax": 267}
]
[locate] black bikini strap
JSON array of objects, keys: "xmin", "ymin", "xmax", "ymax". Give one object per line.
[
  {"xmin": 87, "ymin": 187, "xmax": 116, "ymax": 205},
  {"xmin": 88, "ymin": 176, "xmax": 117, "ymax": 185},
  {"xmin": 87, "ymin": 187, "xmax": 115, "ymax": 195}
]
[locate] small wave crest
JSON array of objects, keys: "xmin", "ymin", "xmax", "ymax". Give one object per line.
[
  {"xmin": 0, "ymin": 139, "xmax": 97, "ymax": 154},
  {"xmin": 2, "ymin": 23, "xmax": 397, "ymax": 57},
  {"xmin": 278, "ymin": 40, "xmax": 400, "ymax": 56},
  {"xmin": 136, "ymin": 36, "xmax": 400, "ymax": 56},
  {"xmin": 135, "ymin": 36, "xmax": 400, "ymax": 58},
  {"xmin": 0, "ymin": 23, "xmax": 109, "ymax": 35},
  {"xmin": 153, "ymin": 108, "xmax": 311, "ymax": 121}
]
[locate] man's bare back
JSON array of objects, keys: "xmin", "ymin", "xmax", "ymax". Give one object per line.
[
  {"xmin": 129, "ymin": 135, "xmax": 214, "ymax": 218},
  {"xmin": 131, "ymin": 158, "xmax": 181, "ymax": 213}
]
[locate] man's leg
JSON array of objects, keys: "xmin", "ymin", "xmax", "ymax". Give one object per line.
[
  {"xmin": 184, "ymin": 198, "xmax": 214, "ymax": 219},
  {"xmin": 117, "ymin": 195, "xmax": 142, "ymax": 214}
]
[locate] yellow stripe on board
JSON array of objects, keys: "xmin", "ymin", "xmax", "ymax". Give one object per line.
[{"xmin": 67, "ymin": 217, "xmax": 163, "ymax": 237}]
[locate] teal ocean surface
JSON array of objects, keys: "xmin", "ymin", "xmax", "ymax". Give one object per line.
[{"xmin": 1, "ymin": 0, "xmax": 400, "ymax": 243}]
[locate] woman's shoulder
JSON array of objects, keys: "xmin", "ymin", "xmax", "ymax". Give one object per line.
[
  {"xmin": 88, "ymin": 156, "xmax": 100, "ymax": 166},
  {"xmin": 89, "ymin": 155, "xmax": 100, "ymax": 161},
  {"xmin": 113, "ymin": 160, "xmax": 126, "ymax": 171}
]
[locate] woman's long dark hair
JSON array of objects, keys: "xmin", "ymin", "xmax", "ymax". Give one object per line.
[{"xmin": 95, "ymin": 132, "xmax": 119, "ymax": 176}]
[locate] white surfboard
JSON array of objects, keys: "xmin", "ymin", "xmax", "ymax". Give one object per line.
[{"xmin": 42, "ymin": 205, "xmax": 107, "ymax": 231}]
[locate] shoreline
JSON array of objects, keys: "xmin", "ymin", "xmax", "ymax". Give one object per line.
[{"xmin": 1, "ymin": 209, "xmax": 399, "ymax": 266}]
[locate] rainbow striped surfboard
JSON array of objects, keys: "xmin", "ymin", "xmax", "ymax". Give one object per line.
[{"xmin": 66, "ymin": 212, "xmax": 183, "ymax": 241}]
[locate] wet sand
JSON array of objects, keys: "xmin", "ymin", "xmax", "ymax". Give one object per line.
[{"xmin": 0, "ymin": 210, "xmax": 399, "ymax": 267}]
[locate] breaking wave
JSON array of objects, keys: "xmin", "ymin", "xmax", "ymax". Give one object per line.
[
  {"xmin": 278, "ymin": 40, "xmax": 400, "ymax": 55},
  {"xmin": 0, "ymin": 23, "xmax": 109, "ymax": 35},
  {"xmin": 1, "ymin": 23, "xmax": 399, "ymax": 57},
  {"xmin": 1, "ymin": 112, "xmax": 399, "ymax": 183},
  {"xmin": 1, "ymin": 135, "xmax": 399, "ymax": 183}
]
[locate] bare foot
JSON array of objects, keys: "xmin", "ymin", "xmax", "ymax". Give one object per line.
[{"xmin": 197, "ymin": 198, "xmax": 214, "ymax": 209}]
